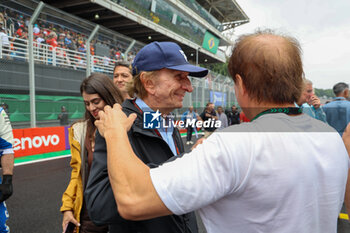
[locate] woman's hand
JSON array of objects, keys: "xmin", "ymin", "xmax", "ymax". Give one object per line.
[{"xmin": 62, "ymin": 210, "xmax": 79, "ymax": 233}]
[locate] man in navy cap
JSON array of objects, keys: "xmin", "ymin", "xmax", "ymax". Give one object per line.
[
  {"xmin": 92, "ymin": 31, "xmax": 348, "ymax": 233},
  {"xmin": 85, "ymin": 41, "xmax": 208, "ymax": 233}
]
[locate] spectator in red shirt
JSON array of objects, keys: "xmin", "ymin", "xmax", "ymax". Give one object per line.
[
  {"xmin": 239, "ymin": 111, "xmax": 250, "ymax": 123},
  {"xmin": 46, "ymin": 31, "xmax": 58, "ymax": 50}
]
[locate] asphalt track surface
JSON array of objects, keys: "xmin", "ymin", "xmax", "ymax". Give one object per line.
[{"xmin": 6, "ymin": 136, "xmax": 350, "ymax": 233}]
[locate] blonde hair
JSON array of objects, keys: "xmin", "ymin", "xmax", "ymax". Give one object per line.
[{"xmin": 127, "ymin": 71, "xmax": 158, "ymax": 99}]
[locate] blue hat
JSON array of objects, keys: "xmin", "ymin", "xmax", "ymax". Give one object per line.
[{"xmin": 132, "ymin": 42, "xmax": 208, "ymax": 78}]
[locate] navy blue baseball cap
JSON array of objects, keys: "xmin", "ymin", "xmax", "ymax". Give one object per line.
[{"xmin": 132, "ymin": 42, "xmax": 208, "ymax": 78}]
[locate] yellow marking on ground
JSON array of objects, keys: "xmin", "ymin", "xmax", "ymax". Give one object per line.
[{"xmin": 339, "ymin": 213, "xmax": 349, "ymax": 220}]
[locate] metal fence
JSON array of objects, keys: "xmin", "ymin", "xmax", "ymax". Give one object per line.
[
  {"xmin": 0, "ymin": 35, "xmax": 120, "ymax": 75},
  {"xmin": 0, "ymin": 0, "xmax": 237, "ymax": 129}
]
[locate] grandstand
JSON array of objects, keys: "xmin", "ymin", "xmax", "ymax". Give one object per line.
[{"xmin": 0, "ymin": 0, "xmax": 249, "ymax": 128}]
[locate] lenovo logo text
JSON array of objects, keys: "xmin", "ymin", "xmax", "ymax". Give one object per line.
[{"xmin": 13, "ymin": 134, "xmax": 60, "ymax": 151}]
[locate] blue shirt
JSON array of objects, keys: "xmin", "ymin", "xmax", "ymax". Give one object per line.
[
  {"xmin": 135, "ymin": 98, "xmax": 177, "ymax": 156},
  {"xmin": 295, "ymin": 102, "xmax": 327, "ymax": 123},
  {"xmin": 323, "ymin": 97, "xmax": 350, "ymax": 135}
]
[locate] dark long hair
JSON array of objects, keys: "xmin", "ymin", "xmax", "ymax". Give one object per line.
[{"xmin": 80, "ymin": 73, "xmax": 124, "ymax": 140}]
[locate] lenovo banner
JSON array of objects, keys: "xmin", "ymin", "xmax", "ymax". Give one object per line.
[{"xmin": 12, "ymin": 126, "xmax": 68, "ymax": 157}]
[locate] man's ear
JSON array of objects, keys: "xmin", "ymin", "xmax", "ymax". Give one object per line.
[
  {"xmin": 344, "ymin": 88, "xmax": 349, "ymax": 98},
  {"xmin": 235, "ymin": 74, "xmax": 246, "ymax": 95},
  {"xmin": 140, "ymin": 72, "xmax": 156, "ymax": 95}
]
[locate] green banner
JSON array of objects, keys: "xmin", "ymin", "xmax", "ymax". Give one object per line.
[{"xmin": 202, "ymin": 31, "xmax": 220, "ymax": 54}]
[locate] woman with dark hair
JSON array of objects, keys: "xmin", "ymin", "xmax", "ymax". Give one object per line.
[{"xmin": 60, "ymin": 73, "xmax": 123, "ymax": 233}]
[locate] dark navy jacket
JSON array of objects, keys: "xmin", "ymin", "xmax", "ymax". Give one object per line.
[{"xmin": 85, "ymin": 99, "xmax": 198, "ymax": 233}]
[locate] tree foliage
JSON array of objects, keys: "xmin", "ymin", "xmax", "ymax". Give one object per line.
[
  {"xmin": 201, "ymin": 63, "xmax": 335, "ymax": 99},
  {"xmin": 201, "ymin": 62, "xmax": 229, "ymax": 76},
  {"xmin": 314, "ymin": 88, "xmax": 335, "ymax": 98}
]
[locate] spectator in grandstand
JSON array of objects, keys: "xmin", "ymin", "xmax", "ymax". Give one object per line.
[
  {"xmin": 0, "ymin": 13, "xmax": 5, "ymax": 30},
  {"xmin": 4, "ymin": 14, "xmax": 13, "ymax": 35},
  {"xmin": 35, "ymin": 33, "xmax": 45, "ymax": 46},
  {"xmin": 92, "ymin": 30, "xmax": 349, "ymax": 233},
  {"xmin": 85, "ymin": 41, "xmax": 207, "ymax": 233},
  {"xmin": 296, "ymin": 79, "xmax": 327, "ymax": 122},
  {"xmin": 57, "ymin": 33, "xmax": 65, "ymax": 45},
  {"xmin": 58, "ymin": 106, "xmax": 69, "ymax": 126},
  {"xmin": 0, "ymin": 105, "xmax": 14, "ymax": 233},
  {"xmin": 63, "ymin": 33, "xmax": 71, "ymax": 46},
  {"xmin": 60, "ymin": 73, "xmax": 124, "ymax": 233},
  {"xmin": 13, "ymin": 28, "xmax": 27, "ymax": 61},
  {"xmin": 216, "ymin": 106, "xmax": 228, "ymax": 130},
  {"xmin": 323, "ymin": 82, "xmax": 350, "ymax": 135},
  {"xmin": 0, "ymin": 27, "xmax": 9, "ymax": 58},
  {"xmin": 14, "ymin": 17, "xmax": 22, "ymax": 32},
  {"xmin": 15, "ymin": 24, "xmax": 24, "ymax": 37},
  {"xmin": 67, "ymin": 36, "xmax": 76, "ymax": 51},
  {"xmin": 226, "ymin": 105, "xmax": 240, "ymax": 125},
  {"xmin": 199, "ymin": 102, "xmax": 218, "ymax": 138},
  {"xmin": 112, "ymin": 60, "xmax": 133, "ymax": 100},
  {"xmin": 46, "ymin": 31, "xmax": 58, "ymax": 51},
  {"xmin": 78, "ymin": 43, "xmax": 86, "ymax": 53},
  {"xmin": 33, "ymin": 23, "xmax": 40, "ymax": 36},
  {"xmin": 56, "ymin": 43, "xmax": 71, "ymax": 67},
  {"xmin": 181, "ymin": 106, "xmax": 197, "ymax": 145}
]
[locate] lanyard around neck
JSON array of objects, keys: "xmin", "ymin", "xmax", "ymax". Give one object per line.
[{"xmin": 251, "ymin": 107, "xmax": 302, "ymax": 122}]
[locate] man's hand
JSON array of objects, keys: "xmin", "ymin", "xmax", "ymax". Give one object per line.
[
  {"xmin": 191, "ymin": 138, "xmax": 205, "ymax": 150},
  {"xmin": 0, "ymin": 175, "xmax": 13, "ymax": 202},
  {"xmin": 308, "ymin": 95, "xmax": 321, "ymax": 109},
  {"xmin": 95, "ymin": 104, "xmax": 137, "ymax": 138}
]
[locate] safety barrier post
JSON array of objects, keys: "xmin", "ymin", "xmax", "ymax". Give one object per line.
[
  {"xmin": 28, "ymin": 1, "xmax": 45, "ymax": 128},
  {"xmin": 124, "ymin": 40, "xmax": 136, "ymax": 61},
  {"xmin": 86, "ymin": 25, "xmax": 99, "ymax": 77}
]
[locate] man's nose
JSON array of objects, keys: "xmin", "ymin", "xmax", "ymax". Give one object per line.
[{"xmin": 182, "ymin": 76, "xmax": 193, "ymax": 92}]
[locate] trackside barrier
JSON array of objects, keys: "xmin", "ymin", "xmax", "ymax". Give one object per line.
[{"xmin": 13, "ymin": 126, "xmax": 69, "ymax": 158}]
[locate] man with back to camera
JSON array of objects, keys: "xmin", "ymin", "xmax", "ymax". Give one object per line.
[
  {"xmin": 85, "ymin": 41, "xmax": 208, "ymax": 233},
  {"xmin": 296, "ymin": 79, "xmax": 327, "ymax": 122},
  {"xmin": 323, "ymin": 82, "xmax": 350, "ymax": 135},
  {"xmin": 113, "ymin": 60, "xmax": 133, "ymax": 100},
  {"xmin": 93, "ymin": 30, "xmax": 349, "ymax": 233},
  {"xmin": 0, "ymin": 106, "xmax": 14, "ymax": 233}
]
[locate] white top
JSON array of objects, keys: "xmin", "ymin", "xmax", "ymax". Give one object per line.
[
  {"xmin": 0, "ymin": 108, "xmax": 13, "ymax": 155},
  {"xmin": 150, "ymin": 113, "xmax": 349, "ymax": 233},
  {"xmin": 0, "ymin": 31, "xmax": 9, "ymax": 46},
  {"xmin": 36, "ymin": 37, "xmax": 45, "ymax": 44},
  {"xmin": 33, "ymin": 26, "xmax": 40, "ymax": 34}
]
